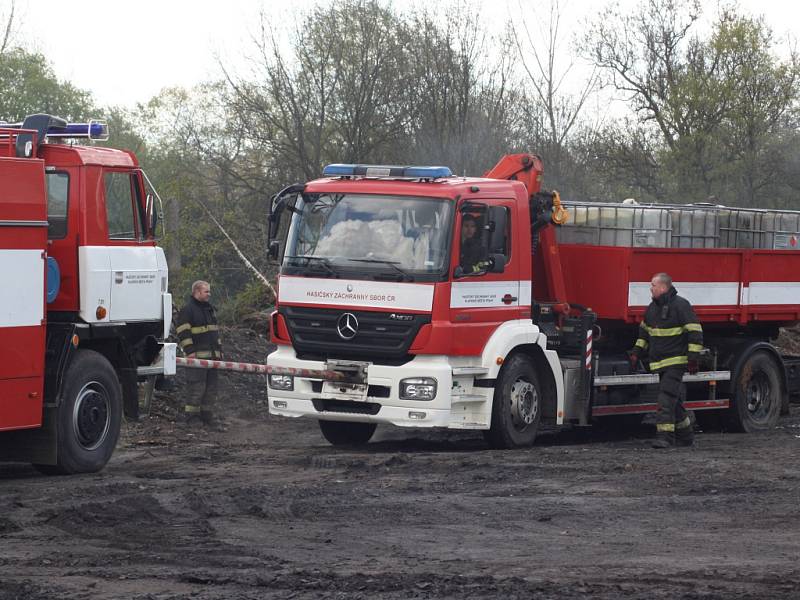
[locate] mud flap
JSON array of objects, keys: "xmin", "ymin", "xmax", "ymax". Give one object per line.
[
  {"xmin": 120, "ymin": 367, "xmax": 139, "ymax": 420},
  {"xmin": 0, "ymin": 404, "xmax": 58, "ymax": 465},
  {"xmin": 138, "ymin": 376, "xmax": 157, "ymax": 419}
]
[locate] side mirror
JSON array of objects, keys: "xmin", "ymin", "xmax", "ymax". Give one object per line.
[
  {"xmin": 146, "ymin": 193, "xmax": 159, "ymax": 236},
  {"xmin": 268, "ymin": 183, "xmax": 305, "ymax": 243},
  {"xmin": 268, "ymin": 211, "xmax": 280, "ymax": 242},
  {"xmin": 268, "ymin": 240, "xmax": 281, "ymax": 261},
  {"xmin": 488, "ymin": 253, "xmax": 505, "ymax": 273}
]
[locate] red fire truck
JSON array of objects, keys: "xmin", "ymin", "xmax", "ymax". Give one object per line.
[
  {"xmin": 266, "ymin": 154, "xmax": 800, "ymax": 447},
  {"xmin": 0, "ymin": 114, "xmax": 175, "ymax": 472}
]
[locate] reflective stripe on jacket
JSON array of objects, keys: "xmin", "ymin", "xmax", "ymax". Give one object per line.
[
  {"xmin": 176, "ymin": 296, "xmax": 222, "ymax": 358},
  {"xmin": 632, "ymin": 286, "xmax": 703, "ymax": 372}
]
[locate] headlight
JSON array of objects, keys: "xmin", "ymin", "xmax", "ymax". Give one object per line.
[
  {"xmin": 399, "ymin": 377, "xmax": 437, "ymax": 400},
  {"xmin": 268, "ymin": 374, "xmax": 294, "ymax": 391}
]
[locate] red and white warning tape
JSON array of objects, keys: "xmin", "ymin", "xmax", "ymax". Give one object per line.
[{"xmin": 176, "ymin": 356, "xmax": 349, "ymax": 381}]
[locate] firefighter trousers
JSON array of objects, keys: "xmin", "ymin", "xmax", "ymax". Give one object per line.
[
  {"xmin": 185, "ymin": 369, "xmax": 219, "ymax": 415},
  {"xmin": 655, "ymin": 367, "xmax": 691, "ymax": 432}
]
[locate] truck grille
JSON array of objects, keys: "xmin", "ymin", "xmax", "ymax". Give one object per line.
[
  {"xmin": 279, "ymin": 306, "xmax": 430, "ymax": 361},
  {"xmin": 312, "ymin": 399, "xmax": 381, "ymax": 415}
]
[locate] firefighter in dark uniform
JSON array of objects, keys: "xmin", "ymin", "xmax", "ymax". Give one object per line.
[
  {"xmin": 630, "ymin": 272, "xmax": 703, "ymax": 448},
  {"xmin": 459, "ymin": 214, "xmax": 488, "ymax": 273},
  {"xmin": 176, "ymin": 280, "xmax": 223, "ymax": 427}
]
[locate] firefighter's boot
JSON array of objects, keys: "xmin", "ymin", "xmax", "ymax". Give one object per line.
[
  {"xmin": 201, "ymin": 410, "xmax": 226, "ymax": 432},
  {"xmin": 651, "ymin": 424, "xmax": 675, "ymax": 449},
  {"xmin": 177, "ymin": 405, "xmax": 203, "ymax": 427},
  {"xmin": 674, "ymin": 417, "xmax": 694, "ymax": 447}
]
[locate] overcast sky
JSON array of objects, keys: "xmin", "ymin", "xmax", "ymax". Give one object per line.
[{"xmin": 8, "ymin": 0, "xmax": 800, "ymax": 109}]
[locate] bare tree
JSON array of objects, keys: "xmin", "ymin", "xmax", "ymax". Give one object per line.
[
  {"xmin": 585, "ymin": 0, "xmax": 704, "ymax": 150},
  {"xmin": 224, "ymin": 1, "xmax": 412, "ymax": 181},
  {"xmin": 585, "ymin": 1, "xmax": 800, "ymax": 202},
  {"xmin": 407, "ymin": 7, "xmax": 520, "ymax": 175},
  {"xmin": 512, "ymin": 0, "xmax": 597, "ymax": 186},
  {"xmin": 1, "ymin": 0, "xmax": 15, "ymax": 54}
]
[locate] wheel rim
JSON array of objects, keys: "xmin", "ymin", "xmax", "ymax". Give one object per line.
[
  {"xmin": 744, "ymin": 371, "xmax": 773, "ymax": 424},
  {"xmin": 509, "ymin": 378, "xmax": 538, "ymax": 431},
  {"xmin": 72, "ymin": 381, "xmax": 111, "ymax": 451}
]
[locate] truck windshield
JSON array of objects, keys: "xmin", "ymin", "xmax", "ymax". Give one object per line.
[{"xmin": 283, "ymin": 193, "xmax": 452, "ymax": 279}]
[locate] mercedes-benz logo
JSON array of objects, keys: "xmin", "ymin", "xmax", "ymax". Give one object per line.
[
  {"xmin": 346, "ymin": 284, "xmax": 354, "ymax": 292},
  {"xmin": 336, "ymin": 313, "xmax": 359, "ymax": 340}
]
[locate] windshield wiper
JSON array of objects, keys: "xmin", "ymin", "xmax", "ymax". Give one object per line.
[
  {"xmin": 284, "ymin": 255, "xmax": 338, "ymax": 277},
  {"xmin": 346, "ymin": 258, "xmax": 415, "ymax": 281}
]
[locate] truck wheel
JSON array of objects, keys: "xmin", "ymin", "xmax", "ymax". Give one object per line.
[
  {"xmin": 45, "ymin": 350, "xmax": 122, "ymax": 474},
  {"xmin": 318, "ymin": 420, "xmax": 376, "ymax": 446},
  {"xmin": 727, "ymin": 351, "xmax": 782, "ymax": 432},
  {"xmin": 484, "ymin": 354, "xmax": 541, "ymax": 449}
]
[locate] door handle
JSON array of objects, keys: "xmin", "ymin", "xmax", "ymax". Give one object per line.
[{"xmin": 502, "ymin": 294, "xmax": 518, "ymax": 305}]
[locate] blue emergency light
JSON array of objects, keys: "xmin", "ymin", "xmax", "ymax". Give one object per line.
[
  {"xmin": 6, "ymin": 114, "xmax": 110, "ymax": 158},
  {"xmin": 46, "ymin": 120, "xmax": 109, "ymax": 141},
  {"xmin": 322, "ymin": 163, "xmax": 453, "ymax": 179},
  {"xmin": 6, "ymin": 118, "xmax": 109, "ymax": 141}
]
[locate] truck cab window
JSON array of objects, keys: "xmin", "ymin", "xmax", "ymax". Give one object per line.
[
  {"xmin": 458, "ymin": 205, "xmax": 511, "ymax": 275},
  {"xmin": 105, "ymin": 172, "xmax": 141, "ymax": 240},
  {"xmin": 489, "ymin": 206, "xmax": 510, "ymax": 259},
  {"xmin": 46, "ymin": 172, "xmax": 69, "ymax": 239}
]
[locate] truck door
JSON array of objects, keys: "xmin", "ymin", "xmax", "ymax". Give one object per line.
[
  {"xmin": 449, "ymin": 199, "xmax": 523, "ymax": 355},
  {"xmin": 79, "ymin": 169, "xmax": 167, "ymax": 324}
]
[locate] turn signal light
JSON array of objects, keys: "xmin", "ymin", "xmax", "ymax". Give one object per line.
[{"xmin": 96, "ymin": 306, "xmax": 107, "ymax": 320}]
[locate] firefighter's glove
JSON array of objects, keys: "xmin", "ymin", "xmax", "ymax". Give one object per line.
[{"xmin": 687, "ymin": 359, "xmax": 699, "ymax": 375}]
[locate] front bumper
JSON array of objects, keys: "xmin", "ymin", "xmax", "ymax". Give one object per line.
[
  {"xmin": 136, "ymin": 342, "xmax": 177, "ymax": 376},
  {"xmin": 266, "ymin": 345, "xmax": 492, "ymax": 429}
]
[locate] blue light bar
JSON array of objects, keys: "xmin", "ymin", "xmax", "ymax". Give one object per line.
[
  {"xmin": 323, "ymin": 164, "xmax": 358, "ymax": 176},
  {"xmin": 322, "ymin": 163, "xmax": 453, "ymax": 179},
  {"xmin": 404, "ymin": 166, "xmax": 452, "ymax": 178},
  {"xmin": 4, "ymin": 117, "xmax": 109, "ymax": 142},
  {"xmin": 46, "ymin": 120, "xmax": 109, "ymax": 141}
]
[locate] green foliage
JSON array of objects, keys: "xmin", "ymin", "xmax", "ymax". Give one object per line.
[
  {"xmin": 216, "ymin": 279, "xmax": 273, "ymax": 326},
  {"xmin": 0, "ymin": 48, "xmax": 95, "ymax": 121},
  {"xmin": 583, "ymin": 2, "xmax": 800, "ymax": 206}
]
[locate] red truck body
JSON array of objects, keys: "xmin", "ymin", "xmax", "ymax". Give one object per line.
[
  {"xmin": 0, "ymin": 116, "xmax": 175, "ymax": 472},
  {"xmin": 540, "ymin": 245, "xmax": 800, "ymax": 325},
  {"xmin": 266, "ymin": 154, "xmax": 800, "ymax": 447}
]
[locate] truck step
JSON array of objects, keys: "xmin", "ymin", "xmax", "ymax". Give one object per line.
[
  {"xmin": 452, "ymin": 367, "xmax": 490, "ymax": 376},
  {"xmin": 452, "ymin": 394, "xmax": 487, "ymax": 403},
  {"xmin": 592, "ymin": 398, "xmax": 730, "ymax": 416},
  {"xmin": 593, "ymin": 370, "xmax": 731, "ymax": 387}
]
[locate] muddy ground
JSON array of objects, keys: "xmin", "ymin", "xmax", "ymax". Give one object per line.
[{"xmin": 2, "ymin": 327, "xmax": 800, "ymax": 599}]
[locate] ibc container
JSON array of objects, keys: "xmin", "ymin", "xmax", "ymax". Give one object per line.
[
  {"xmin": 718, "ymin": 208, "xmax": 769, "ymax": 248},
  {"xmin": 760, "ymin": 211, "xmax": 800, "ymax": 250},
  {"xmin": 669, "ymin": 207, "xmax": 719, "ymax": 248},
  {"xmin": 557, "ymin": 202, "xmax": 670, "ymax": 248}
]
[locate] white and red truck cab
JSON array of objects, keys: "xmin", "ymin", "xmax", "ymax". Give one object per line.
[
  {"xmin": 266, "ymin": 155, "xmax": 800, "ymax": 447},
  {"xmin": 0, "ymin": 114, "xmax": 175, "ymax": 473}
]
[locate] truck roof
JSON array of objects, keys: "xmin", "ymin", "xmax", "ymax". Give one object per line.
[{"xmin": 41, "ymin": 143, "xmax": 138, "ymax": 168}]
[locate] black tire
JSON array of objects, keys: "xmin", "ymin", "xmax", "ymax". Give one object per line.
[
  {"xmin": 484, "ymin": 354, "xmax": 541, "ymax": 449},
  {"xmin": 318, "ymin": 420, "xmax": 376, "ymax": 446},
  {"xmin": 726, "ymin": 350, "xmax": 783, "ymax": 433},
  {"xmin": 38, "ymin": 350, "xmax": 122, "ymax": 474}
]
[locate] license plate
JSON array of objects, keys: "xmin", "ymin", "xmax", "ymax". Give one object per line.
[{"xmin": 322, "ymin": 381, "xmax": 368, "ymax": 400}]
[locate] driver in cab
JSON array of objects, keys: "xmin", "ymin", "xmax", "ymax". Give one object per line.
[{"xmin": 459, "ymin": 214, "xmax": 488, "ymax": 274}]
